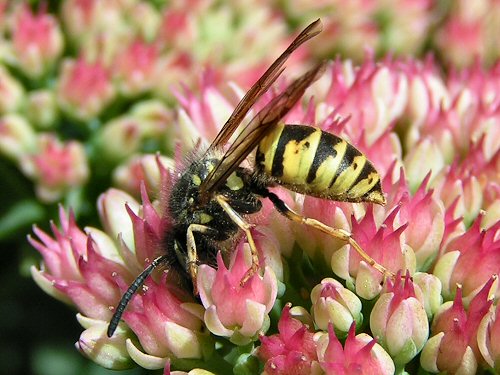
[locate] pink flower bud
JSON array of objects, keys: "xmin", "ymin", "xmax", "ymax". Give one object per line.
[
  {"xmin": 422, "ymin": 278, "xmax": 495, "ymax": 373},
  {"xmin": 310, "ymin": 278, "xmax": 363, "ymax": 335},
  {"xmin": 350, "ymin": 206, "xmax": 414, "ymax": 300},
  {"xmin": 434, "ymin": 214, "xmax": 500, "ymax": 301},
  {"xmin": 370, "ymin": 272, "xmax": 429, "ymax": 366},
  {"xmin": 76, "ymin": 315, "xmax": 133, "ymax": 370},
  {"xmin": 477, "ymin": 295, "xmax": 500, "ymax": 372},
  {"xmin": 11, "ymin": 5, "xmax": 63, "ymax": 78},
  {"xmin": 113, "ymin": 40, "xmax": 160, "ymax": 96},
  {"xmin": 258, "ymin": 304, "xmax": 320, "ymax": 375},
  {"xmin": 20, "ymin": 134, "xmax": 89, "ymax": 202},
  {"xmin": 0, "ymin": 65, "xmax": 24, "ymax": 113},
  {"xmin": 25, "ymin": 89, "xmax": 58, "ymax": 129},
  {"xmin": 113, "ymin": 154, "xmax": 175, "ymax": 198},
  {"xmin": 198, "ymin": 244, "xmax": 278, "ymax": 345},
  {"xmin": 398, "ymin": 174, "xmax": 445, "ymax": 270},
  {"xmin": 317, "ymin": 323, "xmax": 395, "ymax": 375},
  {"xmin": 0, "ymin": 113, "xmax": 36, "ymax": 161},
  {"xmin": 57, "ymin": 57, "xmax": 115, "ymax": 121}
]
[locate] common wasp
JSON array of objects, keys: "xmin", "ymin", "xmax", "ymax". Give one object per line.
[{"xmin": 108, "ymin": 19, "xmax": 390, "ymax": 337}]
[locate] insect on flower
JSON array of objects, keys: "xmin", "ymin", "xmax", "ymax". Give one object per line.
[{"xmin": 107, "ymin": 19, "xmax": 391, "ymax": 337}]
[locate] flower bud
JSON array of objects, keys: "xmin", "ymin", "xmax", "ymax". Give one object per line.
[
  {"xmin": 477, "ymin": 301, "xmax": 500, "ymax": 372},
  {"xmin": 25, "ymin": 89, "xmax": 58, "ymax": 129},
  {"xmin": 11, "ymin": 5, "xmax": 63, "ymax": 78},
  {"xmin": 76, "ymin": 317, "xmax": 133, "ymax": 370},
  {"xmin": 0, "ymin": 113, "xmax": 36, "ymax": 161},
  {"xmin": 258, "ymin": 304, "xmax": 320, "ymax": 375},
  {"xmin": 413, "ymin": 272, "xmax": 443, "ymax": 319},
  {"xmin": 404, "ymin": 137, "xmax": 445, "ymax": 192},
  {"xmin": 198, "ymin": 244, "xmax": 277, "ymax": 345},
  {"xmin": 20, "ymin": 134, "xmax": 89, "ymax": 202},
  {"xmin": 316, "ymin": 324, "xmax": 395, "ymax": 375},
  {"xmin": 370, "ymin": 272, "xmax": 429, "ymax": 366},
  {"xmin": 0, "ymin": 65, "xmax": 24, "ymax": 113},
  {"xmin": 310, "ymin": 278, "xmax": 362, "ymax": 336},
  {"xmin": 56, "ymin": 57, "xmax": 115, "ymax": 121}
]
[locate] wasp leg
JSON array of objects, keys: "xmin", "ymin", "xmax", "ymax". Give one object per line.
[
  {"xmin": 263, "ymin": 190, "xmax": 395, "ymax": 278},
  {"xmin": 186, "ymin": 223, "xmax": 218, "ymax": 294},
  {"xmin": 216, "ymin": 195, "xmax": 260, "ymax": 286}
]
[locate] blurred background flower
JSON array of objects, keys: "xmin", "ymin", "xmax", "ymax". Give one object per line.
[{"xmin": 0, "ymin": 0, "xmax": 499, "ymax": 374}]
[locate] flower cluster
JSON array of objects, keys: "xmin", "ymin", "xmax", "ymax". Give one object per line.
[
  {"xmin": 30, "ymin": 49, "xmax": 500, "ymax": 373},
  {"xmin": 0, "ymin": 1, "xmax": 497, "ymax": 374}
]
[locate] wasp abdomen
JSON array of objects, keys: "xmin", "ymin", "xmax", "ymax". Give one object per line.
[{"xmin": 256, "ymin": 124, "xmax": 385, "ymax": 205}]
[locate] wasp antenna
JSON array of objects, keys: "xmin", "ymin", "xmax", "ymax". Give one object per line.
[{"xmin": 107, "ymin": 255, "xmax": 169, "ymax": 337}]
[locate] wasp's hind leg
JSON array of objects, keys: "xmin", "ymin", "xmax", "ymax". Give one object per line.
[
  {"xmin": 263, "ymin": 190, "xmax": 395, "ymax": 279},
  {"xmin": 185, "ymin": 224, "xmax": 219, "ymax": 295},
  {"xmin": 216, "ymin": 195, "xmax": 260, "ymax": 286}
]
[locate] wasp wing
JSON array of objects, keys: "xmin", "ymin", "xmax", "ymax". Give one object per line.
[
  {"xmin": 199, "ymin": 61, "xmax": 327, "ymax": 197},
  {"xmin": 205, "ymin": 19, "xmax": 323, "ymax": 154}
]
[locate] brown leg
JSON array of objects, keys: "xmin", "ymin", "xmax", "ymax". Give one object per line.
[{"xmin": 216, "ymin": 195, "xmax": 260, "ymax": 285}]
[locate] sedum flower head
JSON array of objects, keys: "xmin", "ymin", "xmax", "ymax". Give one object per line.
[
  {"xmin": 12, "ymin": 3, "xmax": 500, "ymax": 373},
  {"xmin": 9, "ymin": 4, "xmax": 63, "ymax": 78},
  {"xmin": 370, "ymin": 271, "xmax": 429, "ymax": 367},
  {"xmin": 316, "ymin": 323, "xmax": 395, "ymax": 375},
  {"xmin": 198, "ymin": 244, "xmax": 278, "ymax": 345},
  {"xmin": 258, "ymin": 304, "xmax": 321, "ymax": 375},
  {"xmin": 421, "ymin": 277, "xmax": 496, "ymax": 374}
]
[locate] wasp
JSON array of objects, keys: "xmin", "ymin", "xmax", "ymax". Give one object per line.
[{"xmin": 107, "ymin": 19, "xmax": 390, "ymax": 337}]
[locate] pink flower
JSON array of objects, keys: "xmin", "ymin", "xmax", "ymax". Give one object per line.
[
  {"xmin": 310, "ymin": 278, "xmax": 363, "ymax": 335},
  {"xmin": 30, "ymin": 171, "xmax": 212, "ymax": 370},
  {"xmin": 0, "ymin": 65, "xmax": 25, "ymax": 113},
  {"xmin": 20, "ymin": 134, "xmax": 89, "ymax": 202},
  {"xmin": 317, "ymin": 323, "xmax": 394, "ymax": 375},
  {"xmin": 198, "ymin": 244, "xmax": 278, "ymax": 345},
  {"xmin": 56, "ymin": 56, "xmax": 115, "ymax": 121},
  {"xmin": 113, "ymin": 39, "xmax": 160, "ymax": 96},
  {"xmin": 477, "ymin": 291, "xmax": 500, "ymax": 372},
  {"xmin": 347, "ymin": 206, "xmax": 413, "ymax": 299},
  {"xmin": 370, "ymin": 271, "xmax": 429, "ymax": 366},
  {"xmin": 0, "ymin": 113, "xmax": 36, "ymax": 161},
  {"xmin": 258, "ymin": 304, "xmax": 320, "ymax": 375},
  {"xmin": 396, "ymin": 173, "xmax": 445, "ymax": 270},
  {"xmin": 434, "ymin": 214, "xmax": 500, "ymax": 301},
  {"xmin": 10, "ymin": 5, "xmax": 63, "ymax": 78},
  {"xmin": 421, "ymin": 277, "xmax": 496, "ymax": 374}
]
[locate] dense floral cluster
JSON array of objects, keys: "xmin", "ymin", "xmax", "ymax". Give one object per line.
[{"xmin": 0, "ymin": 1, "xmax": 498, "ymax": 374}]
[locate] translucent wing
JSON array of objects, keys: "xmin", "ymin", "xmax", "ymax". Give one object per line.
[
  {"xmin": 205, "ymin": 19, "xmax": 323, "ymax": 154},
  {"xmin": 199, "ymin": 61, "xmax": 327, "ymax": 198}
]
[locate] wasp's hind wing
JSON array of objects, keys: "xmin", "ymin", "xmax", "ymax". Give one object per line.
[
  {"xmin": 199, "ymin": 61, "xmax": 327, "ymax": 197},
  {"xmin": 205, "ymin": 19, "xmax": 323, "ymax": 154}
]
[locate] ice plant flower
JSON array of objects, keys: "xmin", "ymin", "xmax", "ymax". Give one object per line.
[
  {"xmin": 370, "ymin": 271, "xmax": 429, "ymax": 368},
  {"xmin": 112, "ymin": 39, "xmax": 160, "ymax": 97},
  {"xmin": 197, "ymin": 244, "xmax": 278, "ymax": 345},
  {"xmin": 316, "ymin": 323, "xmax": 395, "ymax": 375},
  {"xmin": 434, "ymin": 214, "xmax": 500, "ymax": 302},
  {"xmin": 20, "ymin": 134, "xmax": 89, "ymax": 202},
  {"xmin": 258, "ymin": 304, "xmax": 321, "ymax": 375},
  {"xmin": 477, "ymin": 295, "xmax": 500, "ymax": 372},
  {"xmin": 0, "ymin": 113, "xmax": 36, "ymax": 161},
  {"xmin": 10, "ymin": 5, "xmax": 63, "ymax": 78},
  {"xmin": 0, "ymin": 64, "xmax": 24, "ymax": 113},
  {"xmin": 56, "ymin": 56, "xmax": 115, "ymax": 121},
  {"xmin": 11, "ymin": 5, "xmax": 500, "ymax": 373},
  {"xmin": 421, "ymin": 277, "xmax": 496, "ymax": 374},
  {"xmin": 25, "ymin": 89, "xmax": 58, "ymax": 129},
  {"xmin": 310, "ymin": 278, "xmax": 363, "ymax": 336},
  {"xmin": 29, "ymin": 178, "xmax": 213, "ymax": 371}
]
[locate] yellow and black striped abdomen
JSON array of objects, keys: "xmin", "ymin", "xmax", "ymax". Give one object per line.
[{"xmin": 256, "ymin": 124, "xmax": 386, "ymax": 205}]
